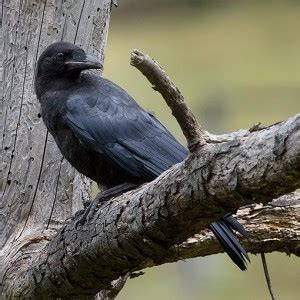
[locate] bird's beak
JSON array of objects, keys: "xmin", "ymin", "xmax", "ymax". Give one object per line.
[{"xmin": 65, "ymin": 53, "xmax": 103, "ymax": 71}]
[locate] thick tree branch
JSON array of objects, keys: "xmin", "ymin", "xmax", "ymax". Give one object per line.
[
  {"xmin": 1, "ymin": 49, "xmax": 299, "ymax": 298},
  {"xmin": 172, "ymin": 192, "xmax": 300, "ymax": 261},
  {"xmin": 2, "ymin": 112, "xmax": 299, "ymax": 297}
]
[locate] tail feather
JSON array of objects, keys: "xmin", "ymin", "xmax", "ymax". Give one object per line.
[
  {"xmin": 210, "ymin": 215, "xmax": 250, "ymax": 271},
  {"xmin": 223, "ymin": 213, "xmax": 250, "ymax": 240}
]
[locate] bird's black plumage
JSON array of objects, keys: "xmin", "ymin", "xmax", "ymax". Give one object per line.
[
  {"xmin": 35, "ymin": 42, "xmax": 250, "ymax": 270},
  {"xmin": 64, "ymin": 75, "xmax": 188, "ymax": 180}
]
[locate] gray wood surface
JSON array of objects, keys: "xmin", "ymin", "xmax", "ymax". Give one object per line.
[
  {"xmin": 1, "ymin": 0, "xmax": 111, "ymax": 298},
  {"xmin": 0, "ymin": 1, "xmax": 3, "ymax": 156}
]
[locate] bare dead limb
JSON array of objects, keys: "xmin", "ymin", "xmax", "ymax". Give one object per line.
[
  {"xmin": 261, "ymin": 253, "xmax": 276, "ymax": 300},
  {"xmin": 172, "ymin": 192, "xmax": 300, "ymax": 261},
  {"xmin": 130, "ymin": 49, "xmax": 206, "ymax": 150}
]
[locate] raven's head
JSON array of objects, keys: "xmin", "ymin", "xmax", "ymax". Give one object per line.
[{"xmin": 36, "ymin": 42, "xmax": 102, "ymax": 79}]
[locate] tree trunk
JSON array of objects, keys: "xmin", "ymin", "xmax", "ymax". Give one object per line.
[{"xmin": 0, "ymin": 0, "xmax": 111, "ymax": 297}]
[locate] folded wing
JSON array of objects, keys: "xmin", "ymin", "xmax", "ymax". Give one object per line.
[{"xmin": 64, "ymin": 78, "xmax": 188, "ymax": 180}]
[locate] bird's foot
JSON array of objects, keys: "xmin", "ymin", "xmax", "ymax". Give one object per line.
[
  {"xmin": 75, "ymin": 194, "xmax": 110, "ymax": 228},
  {"xmin": 75, "ymin": 182, "xmax": 138, "ymax": 228}
]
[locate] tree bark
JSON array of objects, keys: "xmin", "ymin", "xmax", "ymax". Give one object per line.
[
  {"xmin": 172, "ymin": 192, "xmax": 300, "ymax": 261},
  {"xmin": 1, "ymin": 2, "xmax": 299, "ymax": 299},
  {"xmin": 0, "ymin": 0, "xmax": 112, "ymax": 298},
  {"xmin": 1, "ymin": 106, "xmax": 299, "ymax": 297}
]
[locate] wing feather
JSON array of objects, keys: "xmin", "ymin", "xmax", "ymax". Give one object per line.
[{"xmin": 64, "ymin": 77, "xmax": 188, "ymax": 180}]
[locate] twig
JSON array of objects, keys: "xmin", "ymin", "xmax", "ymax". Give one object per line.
[
  {"xmin": 261, "ymin": 253, "xmax": 276, "ymax": 300},
  {"xmin": 96, "ymin": 272, "xmax": 130, "ymax": 300},
  {"xmin": 249, "ymin": 122, "xmax": 262, "ymax": 132},
  {"xmin": 130, "ymin": 49, "xmax": 207, "ymax": 151},
  {"xmin": 112, "ymin": 0, "xmax": 118, "ymax": 7}
]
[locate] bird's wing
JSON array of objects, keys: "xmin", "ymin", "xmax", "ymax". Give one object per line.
[{"xmin": 64, "ymin": 78, "xmax": 188, "ymax": 180}]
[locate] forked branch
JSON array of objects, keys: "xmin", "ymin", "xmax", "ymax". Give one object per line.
[{"xmin": 1, "ymin": 51, "xmax": 299, "ymax": 299}]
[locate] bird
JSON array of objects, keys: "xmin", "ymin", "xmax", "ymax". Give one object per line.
[{"xmin": 34, "ymin": 42, "xmax": 250, "ymax": 271}]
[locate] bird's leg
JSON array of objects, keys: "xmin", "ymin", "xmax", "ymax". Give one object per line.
[{"xmin": 75, "ymin": 182, "xmax": 139, "ymax": 228}]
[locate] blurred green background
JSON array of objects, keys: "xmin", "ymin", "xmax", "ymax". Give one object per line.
[{"xmin": 103, "ymin": 1, "xmax": 300, "ymax": 299}]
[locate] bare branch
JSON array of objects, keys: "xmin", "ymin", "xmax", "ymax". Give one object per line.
[
  {"xmin": 172, "ymin": 192, "xmax": 300, "ymax": 261},
  {"xmin": 261, "ymin": 253, "xmax": 276, "ymax": 300},
  {"xmin": 112, "ymin": 0, "xmax": 118, "ymax": 7},
  {"xmin": 130, "ymin": 49, "xmax": 206, "ymax": 150}
]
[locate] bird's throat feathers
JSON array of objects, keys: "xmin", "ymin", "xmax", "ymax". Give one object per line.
[{"xmin": 35, "ymin": 71, "xmax": 81, "ymax": 99}]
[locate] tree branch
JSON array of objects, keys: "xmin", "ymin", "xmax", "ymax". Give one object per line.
[
  {"xmin": 130, "ymin": 49, "xmax": 206, "ymax": 150},
  {"xmin": 2, "ymin": 111, "xmax": 299, "ymax": 297},
  {"xmin": 1, "ymin": 49, "xmax": 299, "ymax": 298},
  {"xmin": 172, "ymin": 192, "xmax": 300, "ymax": 261}
]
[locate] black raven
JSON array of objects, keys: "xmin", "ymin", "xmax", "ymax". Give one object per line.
[{"xmin": 35, "ymin": 42, "xmax": 250, "ymax": 270}]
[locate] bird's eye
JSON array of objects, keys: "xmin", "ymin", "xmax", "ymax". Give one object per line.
[{"xmin": 56, "ymin": 52, "xmax": 65, "ymax": 60}]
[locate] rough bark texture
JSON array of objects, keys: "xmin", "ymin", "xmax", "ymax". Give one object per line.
[
  {"xmin": 173, "ymin": 192, "xmax": 300, "ymax": 261},
  {"xmin": 0, "ymin": 0, "xmax": 112, "ymax": 298},
  {"xmin": 1, "ymin": 3, "xmax": 299, "ymax": 299},
  {"xmin": 1, "ymin": 112, "xmax": 300, "ymax": 298}
]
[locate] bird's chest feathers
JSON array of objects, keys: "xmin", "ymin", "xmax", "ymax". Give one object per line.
[
  {"xmin": 41, "ymin": 96, "xmax": 66, "ymax": 134},
  {"xmin": 40, "ymin": 93, "xmax": 89, "ymax": 162}
]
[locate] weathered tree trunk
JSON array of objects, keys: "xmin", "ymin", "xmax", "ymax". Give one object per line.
[
  {"xmin": 0, "ymin": 0, "xmax": 111, "ymax": 298},
  {"xmin": 0, "ymin": 2, "xmax": 3, "ymax": 152}
]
